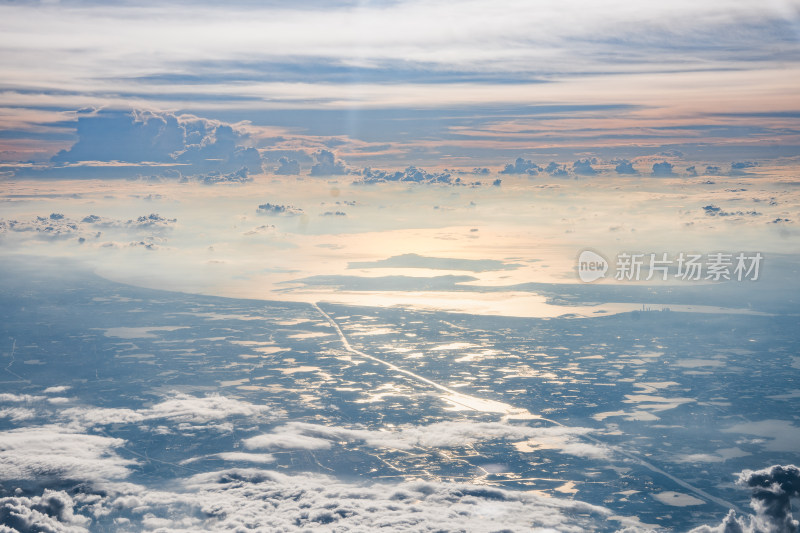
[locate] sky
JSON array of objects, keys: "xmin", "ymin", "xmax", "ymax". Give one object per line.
[
  {"xmin": 1, "ymin": 0, "xmax": 799, "ymax": 314},
  {"xmin": 0, "ymin": 0, "xmax": 799, "ymax": 172}
]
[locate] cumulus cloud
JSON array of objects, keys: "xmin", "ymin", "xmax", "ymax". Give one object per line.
[
  {"xmin": 499, "ymin": 157, "xmax": 541, "ymax": 175},
  {"xmin": 192, "ymin": 167, "xmax": 251, "ymax": 185},
  {"xmin": 256, "ymin": 203, "xmax": 304, "ymax": 216},
  {"xmin": 125, "ymin": 213, "xmax": 177, "ymax": 228},
  {"xmin": 0, "ymin": 212, "xmax": 177, "ymax": 246},
  {"xmin": 46, "ymin": 110, "xmax": 263, "ymax": 178},
  {"xmin": 0, "ymin": 490, "xmax": 90, "ymax": 533},
  {"xmin": 544, "ymin": 161, "xmax": 570, "ymax": 177},
  {"xmin": 702, "ymin": 205, "xmax": 761, "ymax": 217},
  {"xmin": 356, "ymin": 166, "xmax": 483, "ymax": 186},
  {"xmin": 652, "ymin": 161, "xmax": 675, "ymax": 177},
  {"xmin": 52, "ymin": 110, "xmax": 184, "ymax": 164},
  {"xmin": 0, "ymin": 215, "xmax": 80, "ymax": 240},
  {"xmin": 309, "ymin": 149, "xmax": 347, "ymax": 176},
  {"xmin": 243, "ymin": 421, "xmax": 611, "ymax": 459},
  {"xmin": 572, "ymin": 158, "xmax": 598, "ymax": 176},
  {"xmin": 690, "ymin": 464, "xmax": 800, "ymax": 533},
  {"xmin": 274, "ymin": 157, "xmax": 300, "ymax": 175},
  {"xmin": 64, "ymin": 469, "xmax": 615, "ymax": 532},
  {"xmin": 615, "ymin": 159, "xmax": 638, "ymax": 175},
  {"xmin": 731, "ymin": 161, "xmax": 759, "ymax": 176}
]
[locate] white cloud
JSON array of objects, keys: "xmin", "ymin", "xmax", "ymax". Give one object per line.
[
  {"xmin": 213, "ymin": 452, "xmax": 276, "ymax": 464},
  {"xmin": 75, "ymin": 469, "xmax": 619, "ymax": 532},
  {"xmin": 43, "ymin": 386, "xmax": 71, "ymax": 394},
  {"xmin": 62, "ymin": 393, "xmax": 279, "ymax": 430},
  {"xmin": 0, "ymin": 428, "xmax": 135, "ymax": 483},
  {"xmin": 0, "ymin": 490, "xmax": 90, "ymax": 533},
  {"xmin": 0, "ymin": 393, "xmax": 46, "ymax": 403},
  {"xmin": 243, "ymin": 421, "xmax": 612, "ymax": 459}
]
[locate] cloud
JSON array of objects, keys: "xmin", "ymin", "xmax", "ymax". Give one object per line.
[
  {"xmin": 731, "ymin": 161, "xmax": 758, "ymax": 175},
  {"xmin": 256, "ymin": 203, "xmax": 304, "ymax": 216},
  {"xmin": 243, "ymin": 224, "xmax": 275, "ymax": 236},
  {"xmin": 702, "ymin": 205, "xmax": 761, "ymax": 217},
  {"xmin": 46, "ymin": 110, "xmax": 263, "ymax": 178},
  {"xmin": 309, "ymin": 149, "xmax": 347, "ymax": 176},
  {"xmin": 0, "ymin": 215, "xmax": 80, "ymax": 240},
  {"xmin": 192, "ymin": 167, "xmax": 251, "ymax": 185},
  {"xmin": 0, "ymin": 392, "xmax": 278, "ymax": 434},
  {"xmin": 0, "ymin": 428, "xmax": 134, "ymax": 483},
  {"xmin": 243, "ymin": 431, "xmax": 333, "ymax": 451},
  {"xmin": 544, "ymin": 162, "xmax": 570, "ymax": 177},
  {"xmin": 572, "ymin": 158, "xmax": 598, "ymax": 176},
  {"xmin": 614, "ymin": 159, "xmax": 638, "ymax": 175},
  {"xmin": 243, "ymin": 421, "xmax": 611, "ymax": 459},
  {"xmin": 51, "ymin": 110, "xmax": 185, "ymax": 165},
  {"xmin": 356, "ymin": 166, "xmax": 470, "ymax": 185},
  {"xmin": 690, "ymin": 464, "xmax": 800, "ymax": 533},
  {"xmin": 499, "ymin": 157, "xmax": 541, "ymax": 175},
  {"xmin": 652, "ymin": 161, "xmax": 675, "ymax": 177},
  {"xmin": 0, "ymin": 211, "xmax": 177, "ymax": 247},
  {"xmin": 0, "ymin": 211, "xmax": 179, "ymax": 246},
  {"xmin": 0, "ymin": 490, "xmax": 90, "ymax": 533},
  {"xmin": 274, "ymin": 156, "xmax": 300, "ymax": 175},
  {"xmin": 125, "ymin": 213, "xmax": 177, "ymax": 228},
  {"xmin": 66, "ymin": 468, "xmax": 614, "ymax": 532},
  {"xmin": 43, "ymin": 386, "xmax": 70, "ymax": 394},
  {"xmin": 61, "ymin": 393, "xmax": 277, "ymax": 431},
  {"xmin": 348, "ymin": 253, "xmax": 521, "ymax": 272}
]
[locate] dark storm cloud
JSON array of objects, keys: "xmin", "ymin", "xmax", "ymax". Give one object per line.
[
  {"xmin": 309, "ymin": 149, "xmax": 347, "ymax": 176},
  {"xmin": 499, "ymin": 157, "xmax": 541, "ymax": 175}
]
